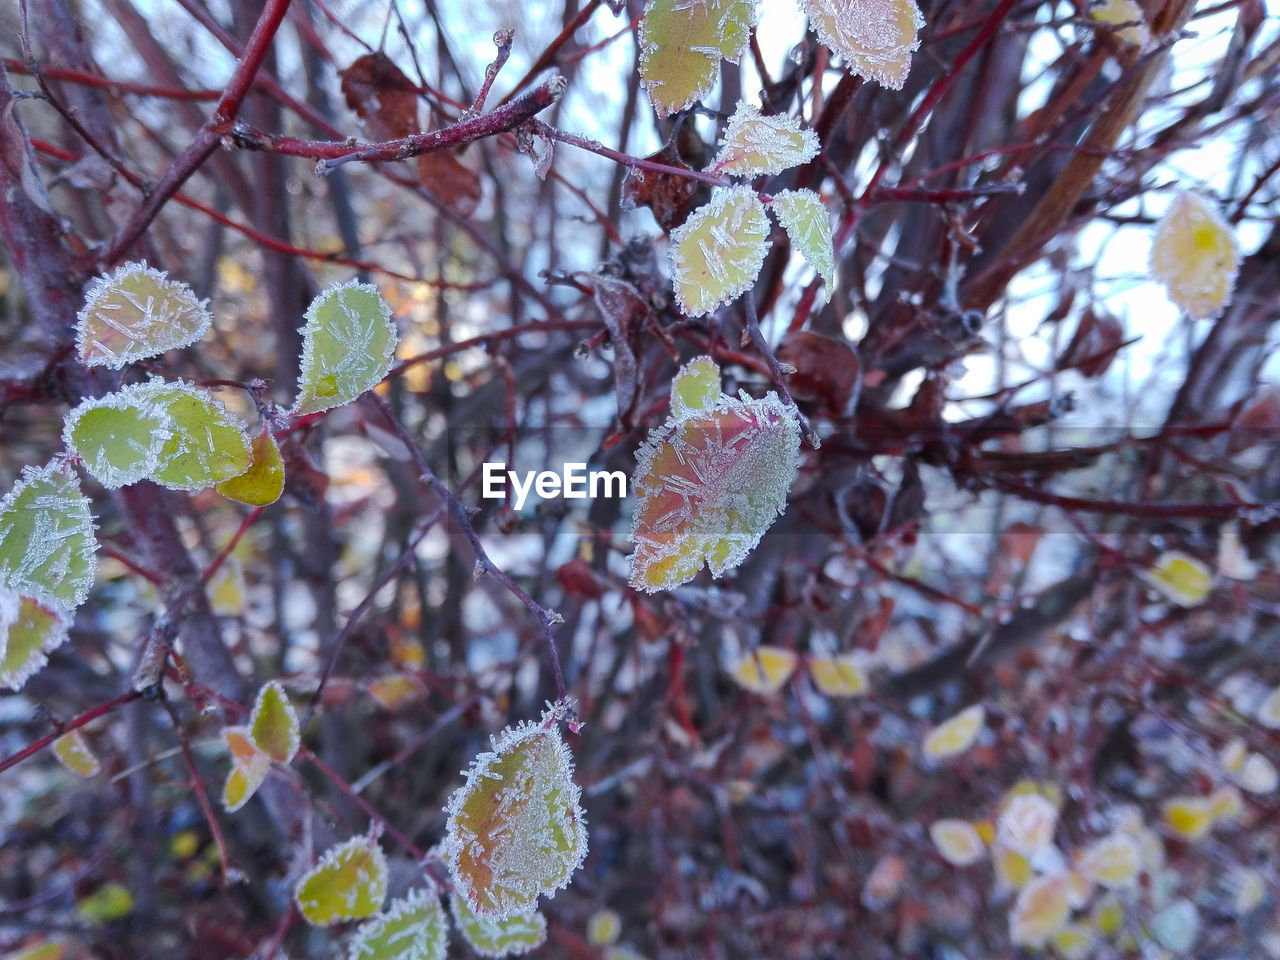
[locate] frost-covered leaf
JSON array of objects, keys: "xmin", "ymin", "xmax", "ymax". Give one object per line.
[
  {"xmin": 62, "ymin": 384, "xmax": 173, "ymax": 489},
  {"xmin": 295, "ymin": 836, "xmax": 389, "ymax": 926},
  {"xmin": 668, "ymin": 186, "xmax": 770, "ymax": 317},
  {"xmin": 629, "ymin": 359, "xmax": 801, "ymax": 592},
  {"xmin": 1233, "ymin": 752, "xmax": 1278, "ymax": 794},
  {"xmin": 53, "ymin": 729, "xmax": 101, "ymax": 777},
  {"xmin": 638, "ymin": 0, "xmax": 758, "ymax": 117},
  {"xmin": 125, "ymin": 383, "xmax": 253, "ymax": 491},
  {"xmin": 1150, "ymin": 191, "xmax": 1240, "ymax": 320},
  {"xmin": 348, "ymin": 888, "xmax": 448, "ymax": 960},
  {"xmin": 0, "ymin": 462, "xmax": 97, "ymax": 611},
  {"xmin": 929, "ymin": 819, "xmax": 986, "ymax": 866},
  {"xmin": 670, "ymin": 355, "xmax": 721, "ymax": 420},
  {"xmin": 996, "ymin": 793, "xmax": 1058, "ymax": 857},
  {"xmin": 250, "ymin": 680, "xmax": 300, "ymax": 764},
  {"xmin": 586, "ymin": 909, "xmax": 621, "ymax": 947},
  {"xmin": 1009, "ymin": 872, "xmax": 1072, "ymax": 948},
  {"xmin": 443, "ymin": 707, "xmax": 588, "ymax": 919},
  {"xmin": 1256, "ymin": 685, "xmax": 1280, "ymax": 730},
  {"xmin": 769, "ymin": 189, "xmax": 835, "ymax": 301},
  {"xmin": 1077, "ymin": 832, "xmax": 1140, "ymax": 889},
  {"xmin": 800, "ymin": 0, "xmax": 924, "ymax": 90},
  {"xmin": 1141, "ymin": 550, "xmax": 1213, "ymax": 607},
  {"xmin": 0, "ymin": 589, "xmax": 69, "ymax": 691},
  {"xmin": 726, "ymin": 646, "xmax": 797, "ymax": 694},
  {"xmin": 992, "ymin": 842, "xmax": 1033, "ymax": 891},
  {"xmin": 807, "ymin": 652, "xmax": 869, "ymax": 697},
  {"xmin": 1092, "ymin": 0, "xmax": 1150, "ymax": 46},
  {"xmin": 221, "ymin": 726, "xmax": 270, "ymax": 813},
  {"xmin": 1229, "ymin": 867, "xmax": 1265, "ymax": 915},
  {"xmin": 76, "ymin": 262, "xmax": 213, "ymax": 369},
  {"xmin": 1150, "ymin": 899, "xmax": 1199, "ymax": 952},
  {"xmin": 293, "ymin": 280, "xmax": 399, "ymax": 416},
  {"xmin": 921, "ymin": 704, "xmax": 984, "ymax": 761},
  {"xmin": 216, "ymin": 429, "xmax": 285, "ymax": 506},
  {"xmin": 1161, "ymin": 795, "xmax": 1215, "ymax": 841},
  {"xmin": 710, "ymin": 102, "xmax": 818, "ymax": 177},
  {"xmin": 450, "ymin": 894, "xmax": 546, "ymax": 958}
]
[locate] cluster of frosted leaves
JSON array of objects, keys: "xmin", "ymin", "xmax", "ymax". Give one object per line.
[
  {"xmin": 442, "ymin": 707, "xmax": 588, "ymax": 919},
  {"xmin": 53, "ymin": 729, "xmax": 101, "ymax": 777},
  {"xmin": 348, "ymin": 889, "xmax": 447, "ymax": 960},
  {"xmin": 450, "ymin": 894, "xmax": 546, "ymax": 958},
  {"xmin": 628, "ymin": 356, "xmax": 801, "ymax": 592},
  {"xmin": 799, "ymin": 0, "xmax": 924, "ymax": 89},
  {"xmin": 222, "ymin": 681, "xmax": 300, "ymax": 811},
  {"xmin": 293, "ymin": 280, "xmax": 399, "ymax": 416},
  {"xmin": 295, "ymin": 836, "xmax": 389, "ymax": 926},
  {"xmin": 769, "ymin": 189, "xmax": 836, "ymax": 301},
  {"xmin": 921, "ymin": 703, "xmax": 985, "ymax": 762},
  {"xmin": 0, "ymin": 586, "xmax": 69, "ymax": 691},
  {"xmin": 76, "ymin": 262, "xmax": 213, "ymax": 369},
  {"xmin": 216, "ymin": 428, "xmax": 285, "ymax": 506},
  {"xmin": 638, "ymin": 0, "xmax": 758, "ymax": 117},
  {"xmin": 669, "ymin": 185, "xmax": 771, "ymax": 317},
  {"xmin": 1149, "ymin": 191, "xmax": 1240, "ymax": 320},
  {"xmin": 711, "ymin": 102, "xmax": 819, "ymax": 177}
]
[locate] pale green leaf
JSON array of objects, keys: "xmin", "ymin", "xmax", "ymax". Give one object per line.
[
  {"xmin": 638, "ymin": 0, "xmax": 758, "ymax": 118},
  {"xmin": 0, "ymin": 588, "xmax": 69, "ymax": 691},
  {"xmin": 670, "ymin": 355, "xmax": 721, "ymax": 420},
  {"xmin": 450, "ymin": 894, "xmax": 547, "ymax": 958},
  {"xmin": 711, "ymin": 102, "xmax": 819, "ymax": 177},
  {"xmin": 249, "ymin": 680, "xmax": 300, "ymax": 764},
  {"xmin": 800, "ymin": 0, "xmax": 924, "ymax": 89},
  {"xmin": 769, "ymin": 189, "xmax": 835, "ymax": 301},
  {"xmin": 63, "ymin": 383, "xmax": 173, "ymax": 489},
  {"xmin": 0, "ymin": 462, "xmax": 97, "ymax": 611},
  {"xmin": 138, "ymin": 383, "xmax": 253, "ymax": 491},
  {"xmin": 53, "ymin": 729, "xmax": 101, "ymax": 777},
  {"xmin": 293, "ymin": 280, "xmax": 399, "ymax": 416},
  {"xmin": 295, "ymin": 836, "xmax": 389, "ymax": 926},
  {"xmin": 76, "ymin": 262, "xmax": 213, "ymax": 369},
  {"xmin": 669, "ymin": 186, "xmax": 770, "ymax": 317},
  {"xmin": 348, "ymin": 889, "xmax": 448, "ymax": 960}
]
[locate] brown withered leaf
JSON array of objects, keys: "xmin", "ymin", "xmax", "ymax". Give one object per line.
[
  {"xmin": 416, "ymin": 151, "xmax": 482, "ymax": 218},
  {"xmin": 581, "ymin": 273, "xmax": 649, "ymax": 422},
  {"xmin": 776, "ymin": 330, "xmax": 860, "ymax": 417},
  {"xmin": 621, "ymin": 138, "xmax": 708, "ymax": 232},
  {"xmin": 1058, "ymin": 308, "xmax": 1125, "ymax": 378}
]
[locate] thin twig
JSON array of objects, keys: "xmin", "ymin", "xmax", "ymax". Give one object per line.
[{"xmin": 742, "ymin": 291, "xmax": 819, "ymax": 449}]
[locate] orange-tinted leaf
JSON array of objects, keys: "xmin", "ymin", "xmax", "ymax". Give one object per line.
[
  {"xmin": 340, "ymin": 52, "xmax": 420, "ymax": 143},
  {"xmin": 1009, "ymin": 872, "xmax": 1071, "ymax": 948}
]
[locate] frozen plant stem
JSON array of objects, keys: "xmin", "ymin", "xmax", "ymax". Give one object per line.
[{"xmin": 743, "ymin": 291, "xmax": 819, "ymax": 449}]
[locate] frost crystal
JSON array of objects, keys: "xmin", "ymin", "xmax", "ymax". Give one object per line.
[
  {"xmin": 710, "ymin": 102, "xmax": 819, "ymax": 177},
  {"xmin": 293, "ymin": 280, "xmax": 400, "ymax": 416},
  {"xmin": 139, "ymin": 382, "xmax": 254, "ymax": 491},
  {"xmin": 348, "ymin": 888, "xmax": 448, "ymax": 960},
  {"xmin": 62, "ymin": 382, "xmax": 175, "ymax": 489},
  {"xmin": 0, "ymin": 462, "xmax": 97, "ymax": 612},
  {"xmin": 1149, "ymin": 191, "xmax": 1240, "ymax": 320},
  {"xmin": 450, "ymin": 894, "xmax": 547, "ymax": 958},
  {"xmin": 669, "ymin": 185, "xmax": 771, "ymax": 317},
  {"xmin": 294, "ymin": 835, "xmax": 389, "ymax": 926},
  {"xmin": 76, "ymin": 262, "xmax": 214, "ymax": 369},
  {"xmin": 800, "ymin": 0, "xmax": 924, "ymax": 90}
]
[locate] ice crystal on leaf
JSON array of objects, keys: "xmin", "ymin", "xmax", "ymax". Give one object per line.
[
  {"xmin": 0, "ymin": 462, "xmax": 97, "ymax": 612},
  {"xmin": 221, "ymin": 725, "xmax": 270, "ymax": 813},
  {"xmin": 348, "ymin": 889, "xmax": 448, "ymax": 960},
  {"xmin": 132, "ymin": 383, "xmax": 253, "ymax": 491},
  {"xmin": 0, "ymin": 588, "xmax": 69, "ymax": 691},
  {"xmin": 75, "ymin": 262, "xmax": 213, "ymax": 369},
  {"xmin": 726, "ymin": 646, "xmax": 797, "ymax": 694},
  {"xmin": 929, "ymin": 819, "xmax": 986, "ymax": 866},
  {"xmin": 799, "ymin": 0, "xmax": 924, "ymax": 90},
  {"xmin": 53, "ymin": 729, "xmax": 101, "ymax": 777},
  {"xmin": 293, "ymin": 280, "xmax": 399, "ymax": 416},
  {"xmin": 1150, "ymin": 191, "xmax": 1240, "ymax": 320},
  {"xmin": 807, "ymin": 652, "xmax": 869, "ymax": 697},
  {"xmin": 295, "ymin": 835, "xmax": 389, "ymax": 926},
  {"xmin": 62, "ymin": 384, "xmax": 173, "ymax": 489},
  {"xmin": 450, "ymin": 894, "xmax": 547, "ymax": 958},
  {"xmin": 1009, "ymin": 872, "xmax": 1072, "ymax": 948},
  {"xmin": 769, "ymin": 189, "xmax": 836, "ymax": 301},
  {"xmin": 249, "ymin": 680, "xmax": 300, "ymax": 764},
  {"xmin": 670, "ymin": 355, "xmax": 721, "ymax": 420},
  {"xmin": 668, "ymin": 185, "xmax": 770, "ymax": 317},
  {"xmin": 921, "ymin": 704, "xmax": 984, "ymax": 761},
  {"xmin": 638, "ymin": 0, "xmax": 759, "ymax": 118},
  {"xmin": 628, "ymin": 357, "xmax": 801, "ymax": 593},
  {"xmin": 216, "ymin": 429, "xmax": 285, "ymax": 506},
  {"xmin": 711, "ymin": 102, "xmax": 819, "ymax": 177},
  {"xmin": 442, "ymin": 706, "xmax": 588, "ymax": 919}
]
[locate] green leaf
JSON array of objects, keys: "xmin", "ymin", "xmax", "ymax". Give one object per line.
[
  {"xmin": 348, "ymin": 889, "xmax": 448, "ymax": 960},
  {"xmin": 0, "ymin": 588, "xmax": 69, "ymax": 691},
  {"xmin": 76, "ymin": 882, "xmax": 134, "ymax": 924},
  {"xmin": 670, "ymin": 355, "xmax": 721, "ymax": 420},
  {"xmin": 450, "ymin": 894, "xmax": 546, "ymax": 958},
  {"xmin": 443, "ymin": 705, "xmax": 588, "ymax": 919},
  {"xmin": 293, "ymin": 280, "xmax": 399, "ymax": 416},
  {"xmin": 669, "ymin": 186, "xmax": 770, "ymax": 317},
  {"xmin": 295, "ymin": 836, "xmax": 389, "ymax": 926},
  {"xmin": 1150, "ymin": 191, "xmax": 1240, "ymax": 320},
  {"xmin": 216, "ymin": 428, "xmax": 285, "ymax": 506},
  {"xmin": 800, "ymin": 0, "xmax": 924, "ymax": 90},
  {"xmin": 53, "ymin": 729, "xmax": 101, "ymax": 777},
  {"xmin": 249, "ymin": 679, "xmax": 300, "ymax": 764},
  {"xmin": 76, "ymin": 262, "xmax": 213, "ymax": 369},
  {"xmin": 638, "ymin": 0, "xmax": 758, "ymax": 118},
  {"xmin": 769, "ymin": 189, "xmax": 836, "ymax": 301},
  {"xmin": 62, "ymin": 383, "xmax": 173, "ymax": 489},
  {"xmin": 139, "ymin": 383, "xmax": 253, "ymax": 491},
  {"xmin": 0, "ymin": 462, "xmax": 97, "ymax": 611},
  {"xmin": 710, "ymin": 102, "xmax": 819, "ymax": 177}
]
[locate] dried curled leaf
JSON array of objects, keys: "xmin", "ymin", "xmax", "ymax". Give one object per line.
[
  {"xmin": 710, "ymin": 102, "xmax": 819, "ymax": 177},
  {"xmin": 921, "ymin": 704, "xmax": 984, "ymax": 762},
  {"xmin": 726, "ymin": 646, "xmax": 797, "ymax": 694},
  {"xmin": 76, "ymin": 262, "xmax": 213, "ymax": 369},
  {"xmin": 668, "ymin": 185, "xmax": 770, "ymax": 317},
  {"xmin": 62, "ymin": 383, "xmax": 173, "ymax": 489},
  {"xmin": 348, "ymin": 889, "xmax": 448, "ymax": 960},
  {"xmin": 800, "ymin": 0, "xmax": 924, "ymax": 90},
  {"xmin": 639, "ymin": 0, "xmax": 759, "ymax": 117},
  {"xmin": 53, "ymin": 729, "xmax": 101, "ymax": 777},
  {"xmin": 769, "ymin": 189, "xmax": 836, "ymax": 301},
  {"xmin": 0, "ymin": 462, "xmax": 97, "ymax": 612},
  {"xmin": 295, "ymin": 836, "xmax": 389, "ymax": 926},
  {"xmin": 443, "ymin": 707, "xmax": 588, "ymax": 919},
  {"xmin": 293, "ymin": 280, "xmax": 400, "ymax": 416},
  {"xmin": 216, "ymin": 428, "xmax": 285, "ymax": 506},
  {"xmin": 0, "ymin": 588, "xmax": 69, "ymax": 691},
  {"xmin": 628, "ymin": 357, "xmax": 801, "ymax": 593},
  {"xmin": 1150, "ymin": 191, "xmax": 1240, "ymax": 320},
  {"xmin": 249, "ymin": 680, "xmax": 300, "ymax": 764},
  {"xmin": 450, "ymin": 894, "xmax": 547, "ymax": 958}
]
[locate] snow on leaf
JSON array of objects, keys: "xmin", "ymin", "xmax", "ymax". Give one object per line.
[
  {"xmin": 769, "ymin": 189, "xmax": 836, "ymax": 300},
  {"xmin": 348, "ymin": 888, "xmax": 448, "ymax": 960},
  {"xmin": 216, "ymin": 428, "xmax": 285, "ymax": 506},
  {"xmin": 62, "ymin": 384, "xmax": 173, "ymax": 489},
  {"xmin": 0, "ymin": 462, "xmax": 97, "ymax": 612},
  {"xmin": 0, "ymin": 590, "xmax": 69, "ymax": 691},
  {"xmin": 726, "ymin": 646, "xmax": 797, "ymax": 694},
  {"xmin": 1256, "ymin": 685, "xmax": 1280, "ymax": 730},
  {"xmin": 710, "ymin": 102, "xmax": 819, "ymax": 177},
  {"xmin": 1009, "ymin": 872, "xmax": 1072, "ymax": 948},
  {"xmin": 628, "ymin": 358, "xmax": 801, "ymax": 592},
  {"xmin": 249, "ymin": 680, "xmax": 300, "ymax": 764},
  {"xmin": 929, "ymin": 819, "xmax": 986, "ymax": 866},
  {"xmin": 1161, "ymin": 795, "xmax": 1215, "ymax": 841},
  {"xmin": 1140, "ymin": 550, "xmax": 1213, "ymax": 607},
  {"xmin": 670, "ymin": 355, "xmax": 721, "ymax": 420},
  {"xmin": 137, "ymin": 383, "xmax": 253, "ymax": 491},
  {"xmin": 53, "ymin": 729, "xmax": 101, "ymax": 777},
  {"xmin": 668, "ymin": 185, "xmax": 770, "ymax": 317},
  {"xmin": 450, "ymin": 894, "xmax": 546, "ymax": 958},
  {"xmin": 996, "ymin": 793, "xmax": 1059, "ymax": 858},
  {"xmin": 921, "ymin": 704, "xmax": 984, "ymax": 761},
  {"xmin": 1150, "ymin": 191, "xmax": 1240, "ymax": 320},
  {"xmin": 807, "ymin": 652, "xmax": 869, "ymax": 697},
  {"xmin": 221, "ymin": 726, "xmax": 270, "ymax": 813},
  {"xmin": 638, "ymin": 0, "xmax": 758, "ymax": 118},
  {"xmin": 293, "ymin": 280, "xmax": 399, "ymax": 416},
  {"xmin": 800, "ymin": 0, "xmax": 924, "ymax": 90},
  {"xmin": 1091, "ymin": 0, "xmax": 1150, "ymax": 46},
  {"xmin": 75, "ymin": 262, "xmax": 213, "ymax": 369},
  {"xmin": 442, "ymin": 706, "xmax": 588, "ymax": 919},
  {"xmin": 295, "ymin": 836, "xmax": 389, "ymax": 926},
  {"xmin": 1077, "ymin": 832, "xmax": 1140, "ymax": 889}
]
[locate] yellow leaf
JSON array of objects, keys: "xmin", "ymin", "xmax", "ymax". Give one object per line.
[
  {"xmin": 450, "ymin": 894, "xmax": 546, "ymax": 958},
  {"xmin": 727, "ymin": 646, "xmax": 798, "ymax": 694},
  {"xmin": 1091, "ymin": 0, "xmax": 1149, "ymax": 45},
  {"xmin": 1150, "ymin": 191, "xmax": 1240, "ymax": 320},
  {"xmin": 217, "ymin": 428, "xmax": 285, "ymax": 506},
  {"xmin": 670, "ymin": 356, "xmax": 721, "ymax": 420},
  {"xmin": 221, "ymin": 725, "xmax": 270, "ymax": 813},
  {"xmin": 1091, "ymin": 893, "xmax": 1125, "ymax": 938},
  {"xmin": 367, "ymin": 673, "xmax": 427, "ymax": 710},
  {"xmin": 207, "ymin": 556, "xmax": 245, "ymax": 616},
  {"xmin": 1050, "ymin": 923, "xmax": 1097, "ymax": 960},
  {"xmin": 1141, "ymin": 550, "xmax": 1213, "ymax": 607},
  {"xmin": 710, "ymin": 102, "xmax": 819, "ymax": 177},
  {"xmin": 799, "ymin": 0, "xmax": 924, "ymax": 90},
  {"xmin": 921, "ymin": 704, "xmax": 984, "ymax": 761},
  {"xmin": 586, "ymin": 908, "xmax": 622, "ymax": 947},
  {"xmin": 75, "ymin": 262, "xmax": 213, "ymax": 369},
  {"xmin": 294, "ymin": 836, "xmax": 388, "ymax": 926},
  {"xmin": 76, "ymin": 882, "xmax": 134, "ymax": 924},
  {"xmin": 992, "ymin": 842, "xmax": 1033, "ymax": 891},
  {"xmin": 928, "ymin": 818, "xmax": 986, "ymax": 866},
  {"xmin": 1077, "ymin": 832, "xmax": 1140, "ymax": 889},
  {"xmin": 5, "ymin": 944, "xmax": 64, "ymax": 960},
  {"xmin": 52, "ymin": 729, "xmax": 100, "ymax": 777},
  {"xmin": 1161, "ymin": 795, "xmax": 1215, "ymax": 841},
  {"xmin": 348, "ymin": 888, "xmax": 448, "ymax": 960},
  {"xmin": 807, "ymin": 652, "xmax": 869, "ymax": 698},
  {"xmin": 1009, "ymin": 872, "xmax": 1071, "ymax": 948}
]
